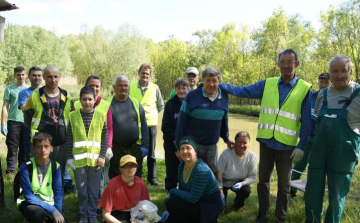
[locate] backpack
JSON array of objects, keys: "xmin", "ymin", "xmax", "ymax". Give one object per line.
[{"xmin": 13, "ymin": 159, "xmax": 57, "ymax": 202}]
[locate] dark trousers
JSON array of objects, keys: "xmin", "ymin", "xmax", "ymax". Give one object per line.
[
  {"xmin": 49, "ymin": 144, "xmax": 66, "ymax": 188},
  {"xmin": 19, "ymin": 201, "xmax": 69, "ymax": 223},
  {"xmin": 109, "ymin": 141, "xmax": 143, "ymax": 179},
  {"xmin": 147, "ymin": 126, "xmax": 157, "ymax": 182},
  {"xmin": 223, "ymin": 184, "xmax": 251, "ymax": 208},
  {"xmin": 5, "ymin": 121, "xmax": 26, "ymax": 172},
  {"xmin": 164, "ymin": 140, "xmax": 180, "ymax": 191},
  {"xmin": 23, "ymin": 126, "xmax": 32, "ymax": 161},
  {"xmin": 257, "ymin": 142, "xmax": 293, "ymax": 220},
  {"xmin": 105, "ymin": 210, "xmax": 130, "ymax": 223},
  {"xmin": 166, "ymin": 195, "xmax": 200, "ymax": 223}
]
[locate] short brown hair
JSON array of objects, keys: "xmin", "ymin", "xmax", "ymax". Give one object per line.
[
  {"xmin": 138, "ymin": 63, "xmax": 152, "ymax": 73},
  {"xmin": 175, "ymin": 78, "xmax": 190, "ymax": 90},
  {"xmin": 33, "ymin": 132, "xmax": 53, "ymax": 147},
  {"xmin": 14, "ymin": 66, "xmax": 25, "ymax": 74}
]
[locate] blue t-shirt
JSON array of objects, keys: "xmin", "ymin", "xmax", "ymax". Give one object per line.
[{"xmin": 18, "ymin": 87, "xmax": 36, "ymax": 108}]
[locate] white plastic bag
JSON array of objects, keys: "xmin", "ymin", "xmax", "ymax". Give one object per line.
[{"xmin": 130, "ymin": 200, "xmax": 161, "ymax": 223}]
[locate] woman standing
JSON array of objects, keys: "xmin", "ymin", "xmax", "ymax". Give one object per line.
[{"xmin": 163, "ymin": 137, "xmax": 222, "ymax": 223}]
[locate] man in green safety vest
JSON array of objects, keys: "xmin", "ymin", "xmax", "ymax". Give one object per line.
[
  {"xmin": 129, "ymin": 64, "xmax": 164, "ymax": 186},
  {"xmin": 220, "ymin": 49, "xmax": 312, "ymax": 223}
]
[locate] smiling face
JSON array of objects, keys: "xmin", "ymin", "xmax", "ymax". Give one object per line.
[
  {"xmin": 203, "ymin": 75, "xmax": 220, "ymax": 96},
  {"xmin": 175, "ymin": 84, "xmax": 189, "ymax": 100},
  {"xmin": 14, "ymin": 70, "xmax": 26, "ymax": 85},
  {"xmin": 119, "ymin": 162, "xmax": 137, "ymax": 178},
  {"xmin": 179, "ymin": 144, "xmax": 197, "ymax": 163},
  {"xmin": 29, "ymin": 70, "xmax": 43, "ymax": 87},
  {"xmin": 330, "ymin": 59, "xmax": 351, "ymax": 91},
  {"xmin": 80, "ymin": 93, "xmax": 95, "ymax": 113},
  {"xmin": 186, "ymin": 73, "xmax": 199, "ymax": 89},
  {"xmin": 278, "ymin": 53, "xmax": 299, "ymax": 82},
  {"xmin": 138, "ymin": 68, "xmax": 151, "ymax": 85},
  {"xmin": 86, "ymin": 78, "xmax": 101, "ymax": 98},
  {"xmin": 234, "ymin": 136, "xmax": 250, "ymax": 156}
]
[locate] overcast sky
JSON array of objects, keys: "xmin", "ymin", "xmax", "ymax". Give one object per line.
[{"xmin": 2, "ymin": 0, "xmax": 345, "ymax": 42}]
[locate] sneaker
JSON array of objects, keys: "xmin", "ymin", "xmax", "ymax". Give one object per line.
[
  {"xmin": 6, "ymin": 170, "xmax": 14, "ymax": 178},
  {"xmin": 233, "ymin": 204, "xmax": 244, "ymax": 211},
  {"xmin": 255, "ymin": 212, "xmax": 268, "ymax": 223},
  {"xmin": 290, "ymin": 187, "xmax": 297, "ymax": 198},
  {"xmin": 79, "ymin": 216, "xmax": 88, "ymax": 223},
  {"xmin": 89, "ymin": 217, "xmax": 99, "ymax": 223},
  {"xmin": 148, "ymin": 179, "xmax": 159, "ymax": 186}
]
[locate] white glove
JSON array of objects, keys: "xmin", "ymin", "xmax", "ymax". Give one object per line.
[
  {"xmin": 290, "ymin": 148, "xmax": 304, "ymax": 163},
  {"xmin": 105, "ymin": 148, "xmax": 113, "ymax": 161},
  {"xmin": 67, "ymin": 159, "xmax": 76, "ymax": 171},
  {"xmin": 52, "ymin": 209, "xmax": 65, "ymax": 223},
  {"xmin": 231, "ymin": 182, "xmax": 244, "ymax": 191}
]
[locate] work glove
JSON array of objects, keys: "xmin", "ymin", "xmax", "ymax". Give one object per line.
[
  {"xmin": 141, "ymin": 147, "xmax": 148, "ymax": 158},
  {"xmin": 290, "ymin": 148, "xmax": 304, "ymax": 163},
  {"xmin": 1, "ymin": 124, "xmax": 7, "ymax": 136},
  {"xmin": 105, "ymin": 148, "xmax": 113, "ymax": 161},
  {"xmin": 220, "ymin": 194, "xmax": 226, "ymax": 208},
  {"xmin": 52, "ymin": 209, "xmax": 65, "ymax": 223},
  {"xmin": 161, "ymin": 210, "xmax": 170, "ymax": 223},
  {"xmin": 231, "ymin": 182, "xmax": 244, "ymax": 191},
  {"xmin": 66, "ymin": 159, "xmax": 76, "ymax": 171}
]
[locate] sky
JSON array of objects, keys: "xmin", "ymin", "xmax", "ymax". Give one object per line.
[{"xmin": 1, "ymin": 0, "xmax": 345, "ymax": 42}]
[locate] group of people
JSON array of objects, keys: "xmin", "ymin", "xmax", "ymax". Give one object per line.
[{"xmin": 0, "ymin": 48, "xmax": 359, "ymax": 223}]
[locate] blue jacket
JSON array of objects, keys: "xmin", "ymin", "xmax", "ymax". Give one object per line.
[
  {"xmin": 175, "ymin": 87, "xmax": 230, "ymax": 147},
  {"xmin": 19, "ymin": 161, "xmax": 63, "ymax": 214}
]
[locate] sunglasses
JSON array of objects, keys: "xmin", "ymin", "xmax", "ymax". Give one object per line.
[{"xmin": 121, "ymin": 164, "xmax": 138, "ymax": 169}]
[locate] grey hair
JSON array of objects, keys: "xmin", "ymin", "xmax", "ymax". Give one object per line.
[
  {"xmin": 234, "ymin": 131, "xmax": 251, "ymax": 141},
  {"xmin": 202, "ymin": 67, "xmax": 222, "ymax": 81},
  {"xmin": 113, "ymin": 75, "xmax": 130, "ymax": 86},
  {"xmin": 329, "ymin": 55, "xmax": 353, "ymax": 72},
  {"xmin": 175, "ymin": 78, "xmax": 190, "ymax": 90}
]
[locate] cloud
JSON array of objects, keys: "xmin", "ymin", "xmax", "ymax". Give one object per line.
[
  {"xmin": 58, "ymin": 0, "xmax": 93, "ymax": 15},
  {"xmin": 37, "ymin": 18, "xmax": 79, "ymax": 36},
  {"xmin": 14, "ymin": 0, "xmax": 51, "ymax": 15},
  {"xmin": 109, "ymin": 2, "xmax": 126, "ymax": 11}
]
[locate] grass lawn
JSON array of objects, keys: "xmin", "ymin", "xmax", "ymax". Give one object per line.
[{"xmin": 1, "ymin": 143, "xmax": 359, "ymax": 223}]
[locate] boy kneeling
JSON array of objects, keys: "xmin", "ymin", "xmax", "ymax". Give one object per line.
[{"xmin": 17, "ymin": 132, "xmax": 66, "ymax": 223}]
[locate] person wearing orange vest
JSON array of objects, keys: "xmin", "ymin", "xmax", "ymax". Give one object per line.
[
  {"xmin": 129, "ymin": 64, "xmax": 164, "ymax": 186},
  {"xmin": 220, "ymin": 49, "xmax": 312, "ymax": 223},
  {"xmin": 66, "ymin": 86, "xmax": 108, "ymax": 223}
]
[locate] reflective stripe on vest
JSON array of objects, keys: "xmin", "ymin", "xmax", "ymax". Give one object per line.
[
  {"xmin": 257, "ymin": 77, "xmax": 311, "ymax": 146},
  {"xmin": 29, "ymin": 87, "xmax": 70, "ymax": 140},
  {"xmin": 69, "ymin": 109, "xmax": 106, "ymax": 168},
  {"xmin": 107, "ymin": 96, "xmax": 142, "ymax": 144},
  {"xmin": 17, "ymin": 158, "xmax": 58, "ymax": 206},
  {"xmin": 129, "ymin": 81, "xmax": 158, "ymax": 126}
]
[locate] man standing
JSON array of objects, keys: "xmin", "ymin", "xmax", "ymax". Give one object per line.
[
  {"xmin": 109, "ymin": 75, "xmax": 149, "ymax": 179},
  {"xmin": 169, "ymin": 67, "xmax": 200, "ymax": 98},
  {"xmin": 18, "ymin": 66, "xmax": 43, "ymax": 161},
  {"xmin": 175, "ymin": 67, "xmax": 233, "ymax": 165},
  {"xmin": 220, "ymin": 49, "xmax": 312, "ymax": 223},
  {"xmin": 129, "ymin": 64, "xmax": 164, "ymax": 185},
  {"xmin": 24, "ymin": 65, "xmax": 71, "ymax": 178},
  {"xmin": 290, "ymin": 72, "xmax": 330, "ymax": 197},
  {"xmin": 305, "ymin": 56, "xmax": 360, "ymax": 223},
  {"xmin": 1, "ymin": 66, "xmax": 29, "ymax": 177}
]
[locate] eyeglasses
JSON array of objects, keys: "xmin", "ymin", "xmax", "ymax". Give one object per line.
[
  {"xmin": 279, "ymin": 60, "xmax": 297, "ymax": 65},
  {"xmin": 121, "ymin": 164, "xmax": 137, "ymax": 169}
]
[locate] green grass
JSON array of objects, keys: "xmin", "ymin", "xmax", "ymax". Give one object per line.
[
  {"xmin": 1, "ymin": 145, "xmax": 360, "ymax": 223},
  {"xmin": 229, "ymin": 104, "xmax": 260, "ymax": 117}
]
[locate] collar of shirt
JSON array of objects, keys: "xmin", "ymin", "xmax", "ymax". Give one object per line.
[
  {"xmin": 278, "ymin": 75, "xmax": 299, "ymax": 87},
  {"xmin": 137, "ymin": 81, "xmax": 149, "ymax": 89},
  {"xmin": 202, "ymin": 87, "xmax": 222, "ymax": 99}
]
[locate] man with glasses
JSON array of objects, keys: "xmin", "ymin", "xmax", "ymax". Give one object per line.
[
  {"xmin": 219, "ymin": 49, "xmax": 312, "ymax": 223},
  {"xmin": 18, "ymin": 66, "xmax": 43, "ymax": 160},
  {"xmin": 1, "ymin": 66, "xmax": 29, "ymax": 178},
  {"xmin": 305, "ymin": 56, "xmax": 360, "ymax": 223}
]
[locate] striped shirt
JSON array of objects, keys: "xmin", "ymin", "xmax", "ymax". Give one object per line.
[
  {"xmin": 170, "ymin": 159, "xmax": 219, "ymax": 204},
  {"xmin": 66, "ymin": 110, "xmax": 108, "ymax": 159}
]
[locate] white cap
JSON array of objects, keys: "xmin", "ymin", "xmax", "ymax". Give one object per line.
[{"xmin": 185, "ymin": 67, "xmax": 199, "ymax": 76}]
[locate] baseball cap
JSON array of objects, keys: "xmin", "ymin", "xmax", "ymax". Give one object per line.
[
  {"xmin": 120, "ymin": 155, "xmax": 137, "ymax": 167},
  {"xmin": 185, "ymin": 67, "xmax": 199, "ymax": 76},
  {"xmin": 318, "ymin": 73, "xmax": 330, "ymax": 79}
]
